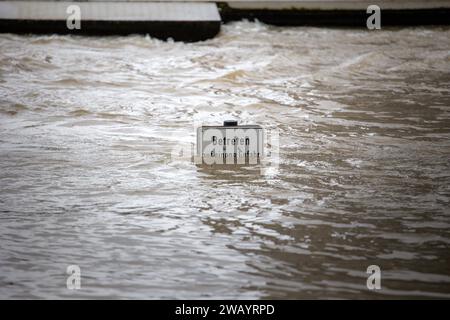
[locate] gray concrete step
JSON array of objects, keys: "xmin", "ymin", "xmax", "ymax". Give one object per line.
[{"xmin": 0, "ymin": 1, "xmax": 221, "ymax": 41}]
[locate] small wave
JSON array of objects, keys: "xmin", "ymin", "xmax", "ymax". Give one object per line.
[
  {"xmin": 51, "ymin": 78, "xmax": 84, "ymax": 86},
  {"xmin": 69, "ymin": 109, "xmax": 92, "ymax": 117},
  {"xmin": 217, "ymin": 69, "xmax": 248, "ymax": 82},
  {"xmin": 336, "ymin": 51, "xmax": 393, "ymax": 72},
  {"xmin": 0, "ymin": 103, "xmax": 28, "ymax": 116}
]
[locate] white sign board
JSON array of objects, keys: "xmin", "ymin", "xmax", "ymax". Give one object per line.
[{"xmin": 196, "ymin": 122, "xmax": 263, "ymax": 165}]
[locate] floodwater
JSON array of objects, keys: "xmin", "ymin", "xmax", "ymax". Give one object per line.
[{"xmin": 0, "ymin": 22, "xmax": 449, "ymax": 299}]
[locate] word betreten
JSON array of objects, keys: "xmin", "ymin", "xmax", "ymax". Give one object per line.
[{"xmin": 212, "ymin": 135, "xmax": 250, "ymax": 146}]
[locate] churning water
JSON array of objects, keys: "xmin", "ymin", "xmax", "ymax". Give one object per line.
[{"xmin": 0, "ymin": 22, "xmax": 449, "ymax": 299}]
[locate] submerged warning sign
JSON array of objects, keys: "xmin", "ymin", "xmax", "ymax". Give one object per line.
[{"xmin": 196, "ymin": 121, "xmax": 263, "ymax": 165}]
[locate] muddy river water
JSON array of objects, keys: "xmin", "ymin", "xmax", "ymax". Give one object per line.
[{"xmin": 0, "ymin": 22, "xmax": 449, "ymax": 299}]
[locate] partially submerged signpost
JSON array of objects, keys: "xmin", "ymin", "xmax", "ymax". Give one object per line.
[{"xmin": 196, "ymin": 121, "xmax": 264, "ymax": 165}]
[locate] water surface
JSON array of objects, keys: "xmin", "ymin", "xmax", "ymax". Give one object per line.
[{"xmin": 0, "ymin": 22, "xmax": 449, "ymax": 299}]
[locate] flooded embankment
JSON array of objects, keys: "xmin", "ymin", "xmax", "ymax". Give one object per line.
[{"xmin": 0, "ymin": 22, "xmax": 449, "ymax": 298}]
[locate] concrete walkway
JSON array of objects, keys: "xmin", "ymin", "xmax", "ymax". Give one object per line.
[
  {"xmin": 0, "ymin": 1, "xmax": 221, "ymax": 41},
  {"xmin": 0, "ymin": 1, "xmax": 449, "ymax": 41}
]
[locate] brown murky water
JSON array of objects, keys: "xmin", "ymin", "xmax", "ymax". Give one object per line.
[{"xmin": 0, "ymin": 22, "xmax": 449, "ymax": 299}]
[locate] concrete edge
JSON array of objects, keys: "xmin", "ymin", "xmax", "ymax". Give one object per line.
[{"xmin": 217, "ymin": 3, "xmax": 450, "ymax": 26}]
